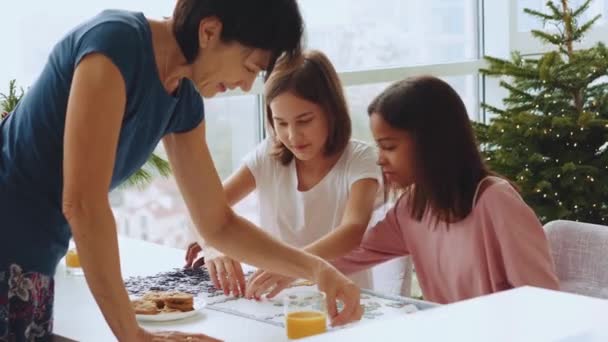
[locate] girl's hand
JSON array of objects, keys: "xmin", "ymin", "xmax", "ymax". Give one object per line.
[
  {"xmin": 245, "ymin": 269, "xmax": 295, "ymax": 300},
  {"xmin": 184, "ymin": 242, "xmax": 205, "ymax": 269}
]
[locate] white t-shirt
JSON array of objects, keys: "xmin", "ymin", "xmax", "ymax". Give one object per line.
[{"xmin": 202, "ymin": 139, "xmax": 382, "ymax": 289}]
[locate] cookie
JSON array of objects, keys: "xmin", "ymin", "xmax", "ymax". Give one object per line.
[
  {"xmin": 131, "ymin": 299, "xmax": 159, "ymax": 315},
  {"xmin": 165, "ymin": 302, "xmax": 194, "ymax": 312},
  {"xmin": 142, "ymin": 291, "xmax": 168, "ymax": 309},
  {"xmin": 163, "ymin": 292, "xmax": 194, "ymax": 312}
]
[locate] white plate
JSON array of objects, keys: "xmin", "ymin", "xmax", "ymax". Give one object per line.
[{"xmin": 136, "ymin": 301, "xmax": 206, "ymax": 322}]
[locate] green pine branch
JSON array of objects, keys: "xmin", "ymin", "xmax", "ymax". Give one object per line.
[
  {"xmin": 148, "ymin": 153, "xmax": 172, "ymax": 178},
  {"xmin": 530, "ymin": 30, "xmax": 564, "ymax": 46},
  {"xmin": 1, "ymin": 80, "xmax": 24, "ymax": 116},
  {"xmin": 573, "ymin": 14, "xmax": 601, "ymax": 40},
  {"xmin": 546, "ymin": 1, "xmax": 563, "ymax": 18},
  {"xmin": 571, "ymin": 0, "xmax": 593, "ymax": 18},
  {"xmin": 523, "ymin": 8, "xmax": 557, "ymax": 22},
  {"xmin": 120, "ymin": 153, "xmax": 172, "ymax": 190}
]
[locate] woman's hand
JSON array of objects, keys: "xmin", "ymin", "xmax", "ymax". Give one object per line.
[
  {"xmin": 248, "ymin": 264, "xmax": 363, "ymax": 327},
  {"xmin": 184, "ymin": 243, "xmax": 245, "ymax": 296},
  {"xmin": 184, "ymin": 242, "xmax": 205, "ymax": 269},
  {"xmin": 245, "ymin": 269, "xmax": 295, "ymax": 300},
  {"xmin": 205, "ymin": 256, "xmax": 246, "ymax": 297},
  {"xmin": 314, "ymin": 264, "xmax": 363, "ymax": 327},
  {"xmin": 137, "ymin": 328, "xmax": 222, "ymax": 341}
]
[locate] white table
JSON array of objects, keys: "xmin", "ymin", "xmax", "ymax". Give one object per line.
[
  {"xmin": 54, "ymin": 237, "xmax": 431, "ymax": 341},
  {"xmin": 54, "ymin": 238, "xmax": 608, "ymax": 342},
  {"xmin": 303, "ymin": 286, "xmax": 608, "ymax": 342},
  {"xmin": 54, "ymin": 238, "xmax": 288, "ymax": 341}
]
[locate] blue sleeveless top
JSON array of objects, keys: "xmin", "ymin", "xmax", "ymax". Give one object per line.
[{"xmin": 0, "ymin": 10, "xmax": 205, "ymax": 275}]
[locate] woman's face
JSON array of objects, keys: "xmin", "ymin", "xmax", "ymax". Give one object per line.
[
  {"xmin": 370, "ymin": 112, "xmax": 415, "ymax": 188},
  {"xmin": 269, "ymin": 92, "xmax": 330, "ymax": 162},
  {"xmin": 190, "ymin": 18, "xmax": 271, "ymax": 98}
]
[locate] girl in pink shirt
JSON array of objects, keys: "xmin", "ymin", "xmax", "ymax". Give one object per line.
[{"xmin": 331, "ymin": 75, "xmax": 559, "ymax": 304}]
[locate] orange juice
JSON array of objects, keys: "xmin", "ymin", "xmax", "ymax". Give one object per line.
[
  {"xmin": 286, "ymin": 311, "xmax": 327, "ymax": 339},
  {"xmin": 65, "ymin": 249, "xmax": 80, "ymax": 268}
]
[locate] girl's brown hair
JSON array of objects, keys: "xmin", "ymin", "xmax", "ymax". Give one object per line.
[
  {"xmin": 264, "ymin": 50, "xmax": 351, "ymax": 165},
  {"xmin": 368, "ymin": 75, "xmax": 493, "ymax": 223}
]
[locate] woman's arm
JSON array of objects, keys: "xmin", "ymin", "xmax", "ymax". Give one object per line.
[
  {"xmin": 163, "ymin": 124, "xmax": 323, "ymax": 276},
  {"xmin": 246, "ymin": 194, "xmax": 409, "ymax": 299},
  {"xmin": 163, "ymin": 124, "xmax": 361, "ymax": 326},
  {"xmin": 195, "ymin": 165, "xmax": 257, "ymax": 296},
  {"xmin": 304, "ymin": 178, "xmax": 379, "ymax": 260},
  {"xmin": 61, "ymin": 53, "xmax": 142, "ymax": 341},
  {"xmin": 190, "ymin": 165, "xmax": 255, "ymax": 258},
  {"xmin": 62, "ymin": 53, "xmax": 218, "ymax": 342},
  {"xmin": 186, "ymin": 164, "xmax": 255, "ymax": 264}
]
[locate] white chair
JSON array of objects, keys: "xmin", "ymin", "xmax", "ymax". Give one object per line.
[
  {"xmin": 371, "ymin": 256, "xmax": 413, "ymax": 297},
  {"xmin": 544, "ymin": 220, "xmax": 608, "ymax": 299}
]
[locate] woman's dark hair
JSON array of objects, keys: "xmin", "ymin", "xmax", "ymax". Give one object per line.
[
  {"xmin": 368, "ymin": 75, "xmax": 492, "ymax": 223},
  {"xmin": 172, "ymin": 0, "xmax": 304, "ymax": 77},
  {"xmin": 264, "ymin": 50, "xmax": 351, "ymax": 165}
]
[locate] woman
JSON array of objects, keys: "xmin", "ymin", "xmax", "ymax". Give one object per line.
[
  {"xmin": 0, "ymin": 1, "xmax": 361, "ymax": 341},
  {"xmin": 185, "ymin": 50, "xmax": 381, "ymax": 298}
]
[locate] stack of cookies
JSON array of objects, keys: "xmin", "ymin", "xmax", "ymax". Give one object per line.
[{"xmin": 131, "ymin": 291, "xmax": 194, "ymax": 315}]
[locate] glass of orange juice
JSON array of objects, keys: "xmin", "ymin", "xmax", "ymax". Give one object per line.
[
  {"xmin": 65, "ymin": 240, "xmax": 83, "ymax": 276},
  {"xmin": 284, "ymin": 290, "xmax": 328, "ymax": 339}
]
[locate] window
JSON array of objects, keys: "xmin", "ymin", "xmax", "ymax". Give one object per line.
[
  {"xmin": 347, "ymin": 76, "xmax": 480, "ymax": 143},
  {"xmin": 112, "ymin": 95, "xmax": 260, "ymax": 246},
  {"xmin": 0, "ymin": 0, "xmax": 174, "ymax": 94},
  {"xmin": 297, "ymin": 0, "xmax": 479, "ymax": 72},
  {"xmin": 204, "ymin": 95, "xmax": 260, "ymax": 180}
]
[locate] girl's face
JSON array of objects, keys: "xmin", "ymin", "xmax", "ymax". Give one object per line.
[
  {"xmin": 270, "ymin": 92, "xmax": 329, "ymax": 162},
  {"xmin": 370, "ymin": 112, "xmax": 415, "ymax": 187}
]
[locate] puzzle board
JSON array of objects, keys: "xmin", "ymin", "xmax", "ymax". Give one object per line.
[{"xmin": 125, "ymin": 268, "xmax": 423, "ymax": 328}]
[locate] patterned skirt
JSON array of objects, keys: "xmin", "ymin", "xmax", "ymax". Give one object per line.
[{"xmin": 0, "ymin": 264, "xmax": 54, "ymax": 342}]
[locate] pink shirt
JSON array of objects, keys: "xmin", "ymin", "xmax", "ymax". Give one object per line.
[{"xmin": 332, "ymin": 177, "xmax": 559, "ymax": 304}]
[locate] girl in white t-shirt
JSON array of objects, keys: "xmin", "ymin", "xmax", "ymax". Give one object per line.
[{"xmin": 185, "ymin": 50, "xmax": 382, "ymax": 298}]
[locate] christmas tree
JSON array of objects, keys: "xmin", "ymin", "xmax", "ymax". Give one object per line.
[
  {"xmin": 475, "ymin": 0, "xmax": 608, "ymax": 224},
  {"xmin": 1, "ymin": 79, "xmax": 171, "ymax": 188}
]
